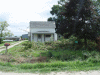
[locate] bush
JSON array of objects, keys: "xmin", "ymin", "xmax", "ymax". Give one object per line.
[
  {"xmin": 45, "ymin": 49, "xmax": 83, "ymax": 61},
  {"xmin": 87, "ymin": 57, "xmax": 100, "ymax": 63},
  {"xmin": 53, "ymin": 35, "xmax": 78, "ymax": 50},
  {"xmin": 25, "ymin": 38, "xmax": 28, "ymax": 40},
  {"xmin": 47, "ymin": 51, "xmax": 53, "ymax": 58},
  {"xmin": 1, "ymin": 38, "xmax": 5, "ymax": 43},
  {"xmin": 45, "ymin": 41, "xmax": 54, "ymax": 45},
  {"xmin": 22, "ymin": 41, "xmax": 32, "ymax": 50},
  {"xmin": 87, "ymin": 40, "xmax": 97, "ymax": 51},
  {"xmin": 20, "ymin": 37, "xmax": 100, "ymax": 62}
]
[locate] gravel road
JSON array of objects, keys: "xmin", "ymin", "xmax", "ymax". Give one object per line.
[{"xmin": 0, "ymin": 70, "xmax": 100, "ymax": 75}]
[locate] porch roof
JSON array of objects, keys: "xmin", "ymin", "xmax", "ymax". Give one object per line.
[
  {"xmin": 32, "ymin": 31, "xmax": 54, "ymax": 34},
  {"xmin": 32, "ymin": 32, "xmax": 54, "ymax": 34}
]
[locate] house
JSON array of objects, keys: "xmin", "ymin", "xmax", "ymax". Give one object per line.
[
  {"xmin": 22, "ymin": 34, "xmax": 28, "ymax": 40},
  {"xmin": 28, "ymin": 21, "xmax": 57, "ymax": 42},
  {"xmin": 5, "ymin": 37, "xmax": 21, "ymax": 41}
]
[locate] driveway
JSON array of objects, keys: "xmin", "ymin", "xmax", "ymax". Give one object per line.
[{"xmin": 0, "ymin": 40, "xmax": 27, "ymax": 52}]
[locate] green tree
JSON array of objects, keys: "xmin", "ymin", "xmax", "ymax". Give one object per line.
[
  {"xmin": 0, "ymin": 21, "xmax": 14, "ymax": 44},
  {"xmin": 61, "ymin": 0, "xmax": 100, "ymax": 49},
  {"xmin": 47, "ymin": 17, "xmax": 54, "ymax": 21},
  {"xmin": 3, "ymin": 30, "xmax": 14, "ymax": 37},
  {"xmin": 48, "ymin": 0, "xmax": 100, "ymax": 49},
  {"xmin": 47, "ymin": 3, "xmax": 67, "ymax": 36},
  {"xmin": 98, "ymin": 0, "xmax": 100, "ymax": 2}
]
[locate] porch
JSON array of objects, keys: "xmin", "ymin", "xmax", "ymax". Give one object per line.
[{"xmin": 30, "ymin": 33, "xmax": 57, "ymax": 42}]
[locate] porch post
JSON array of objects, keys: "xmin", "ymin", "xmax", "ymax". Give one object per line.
[
  {"xmin": 42, "ymin": 34, "xmax": 44, "ymax": 42},
  {"xmin": 54, "ymin": 33, "xmax": 55, "ymax": 41},
  {"xmin": 54, "ymin": 33, "xmax": 57, "ymax": 41},
  {"xmin": 31, "ymin": 33, "xmax": 32, "ymax": 42}
]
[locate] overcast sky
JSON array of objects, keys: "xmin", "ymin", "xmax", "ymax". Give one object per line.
[{"xmin": 0, "ymin": 0, "xmax": 59, "ymax": 36}]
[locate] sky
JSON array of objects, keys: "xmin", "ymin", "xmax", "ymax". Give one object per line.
[{"xmin": 0, "ymin": 0, "xmax": 59, "ymax": 37}]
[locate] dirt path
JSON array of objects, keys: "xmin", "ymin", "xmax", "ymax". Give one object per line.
[
  {"xmin": 0, "ymin": 70, "xmax": 100, "ymax": 75},
  {"xmin": 0, "ymin": 40, "xmax": 27, "ymax": 52}
]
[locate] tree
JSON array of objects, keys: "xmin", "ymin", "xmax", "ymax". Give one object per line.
[
  {"xmin": 48, "ymin": 0, "xmax": 100, "ymax": 49},
  {"xmin": 98, "ymin": 0, "xmax": 100, "ymax": 2},
  {"xmin": 47, "ymin": 4, "xmax": 68, "ymax": 36},
  {"xmin": 60, "ymin": 0, "xmax": 100, "ymax": 49},
  {"xmin": 3, "ymin": 30, "xmax": 14, "ymax": 37},
  {"xmin": 47, "ymin": 17, "xmax": 55, "ymax": 21},
  {"xmin": 0, "ymin": 21, "xmax": 14, "ymax": 44}
]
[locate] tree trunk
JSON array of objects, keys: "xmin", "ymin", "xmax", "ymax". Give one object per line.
[{"xmin": 84, "ymin": 35, "xmax": 87, "ymax": 50}]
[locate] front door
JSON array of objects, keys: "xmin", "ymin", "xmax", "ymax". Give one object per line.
[{"xmin": 38, "ymin": 34, "xmax": 42, "ymax": 42}]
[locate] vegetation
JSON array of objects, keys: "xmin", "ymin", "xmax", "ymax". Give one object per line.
[
  {"xmin": 0, "ymin": 41, "xmax": 20, "ymax": 47},
  {"xmin": 0, "ymin": 36, "xmax": 100, "ymax": 73},
  {"xmin": 0, "ymin": 21, "xmax": 14, "ymax": 44},
  {"xmin": 48, "ymin": 0, "xmax": 100, "ymax": 50},
  {"xmin": 0, "ymin": 0, "xmax": 100, "ymax": 73},
  {"xmin": 0, "ymin": 60, "xmax": 100, "ymax": 73}
]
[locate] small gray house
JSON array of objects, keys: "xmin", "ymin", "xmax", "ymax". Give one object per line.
[{"xmin": 28, "ymin": 21, "xmax": 57, "ymax": 42}]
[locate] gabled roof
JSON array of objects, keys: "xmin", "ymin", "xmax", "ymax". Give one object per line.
[{"xmin": 30, "ymin": 21, "xmax": 55, "ymax": 28}]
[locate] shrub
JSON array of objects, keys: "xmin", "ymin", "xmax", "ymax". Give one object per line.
[
  {"xmin": 25, "ymin": 38, "xmax": 28, "ymax": 40},
  {"xmin": 45, "ymin": 41, "xmax": 54, "ymax": 45},
  {"xmin": 22, "ymin": 41, "xmax": 32, "ymax": 50},
  {"xmin": 10, "ymin": 58, "xmax": 16, "ymax": 62},
  {"xmin": 87, "ymin": 57, "xmax": 100, "ymax": 63},
  {"xmin": 47, "ymin": 51, "xmax": 53, "ymax": 58},
  {"xmin": 53, "ymin": 35, "xmax": 78, "ymax": 50},
  {"xmin": 87, "ymin": 40, "xmax": 97, "ymax": 51},
  {"xmin": 45, "ymin": 50, "xmax": 82, "ymax": 61}
]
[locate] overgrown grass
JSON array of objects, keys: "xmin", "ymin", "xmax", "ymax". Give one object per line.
[
  {"xmin": 0, "ymin": 60, "xmax": 100, "ymax": 73},
  {"xmin": 0, "ymin": 36, "xmax": 100, "ymax": 73}
]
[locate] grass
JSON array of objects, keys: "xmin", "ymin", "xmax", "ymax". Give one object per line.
[
  {"xmin": 0, "ymin": 37, "xmax": 100, "ymax": 73},
  {"xmin": 0, "ymin": 41, "xmax": 21, "ymax": 47},
  {"xmin": 0, "ymin": 60, "xmax": 99, "ymax": 73},
  {"xmin": 0, "ymin": 41, "xmax": 46, "ymax": 58}
]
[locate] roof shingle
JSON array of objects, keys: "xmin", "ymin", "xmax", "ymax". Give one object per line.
[{"xmin": 30, "ymin": 21, "xmax": 55, "ymax": 28}]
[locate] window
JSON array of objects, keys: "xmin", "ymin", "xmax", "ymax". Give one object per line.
[
  {"xmin": 46, "ymin": 34, "xmax": 51, "ymax": 37},
  {"xmin": 38, "ymin": 34, "xmax": 41, "ymax": 38}
]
